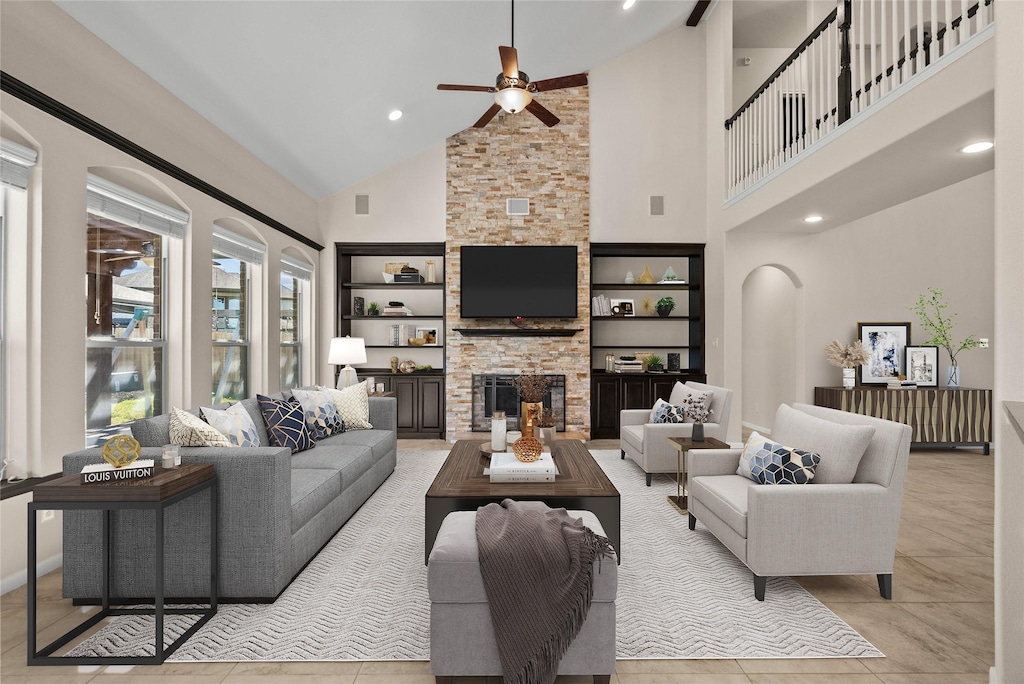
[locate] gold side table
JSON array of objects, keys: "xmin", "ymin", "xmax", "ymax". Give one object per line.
[{"xmin": 667, "ymin": 436, "xmax": 729, "ymax": 513}]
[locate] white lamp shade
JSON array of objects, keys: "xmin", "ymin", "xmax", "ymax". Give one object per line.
[
  {"xmin": 328, "ymin": 337, "xmax": 367, "ymax": 365},
  {"xmin": 494, "ymin": 87, "xmax": 532, "ymax": 114}
]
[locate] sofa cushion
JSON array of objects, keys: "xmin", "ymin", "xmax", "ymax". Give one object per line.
[
  {"xmin": 737, "ymin": 431, "xmax": 820, "ymax": 485},
  {"xmin": 317, "ymin": 429, "xmax": 395, "ymax": 464},
  {"xmin": 257, "ymin": 394, "xmax": 315, "ymax": 454},
  {"xmin": 291, "ymin": 468, "xmax": 342, "ymax": 533},
  {"xmin": 291, "ymin": 387, "xmax": 346, "ymax": 440},
  {"xmin": 321, "ymin": 383, "xmax": 373, "ymax": 430},
  {"xmin": 201, "ymin": 402, "xmax": 261, "ymax": 447},
  {"xmin": 168, "ymin": 406, "xmax": 233, "ymax": 447},
  {"xmin": 428, "ymin": 510, "xmax": 616, "ymax": 604},
  {"xmin": 689, "ymin": 475, "xmax": 752, "ymax": 538},
  {"xmin": 290, "ymin": 444, "xmax": 376, "ymax": 489},
  {"xmin": 620, "ymin": 425, "xmax": 644, "ymax": 453},
  {"xmin": 771, "ymin": 404, "xmax": 875, "ymax": 484}
]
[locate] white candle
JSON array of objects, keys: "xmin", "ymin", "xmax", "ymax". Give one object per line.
[{"xmin": 491, "ymin": 411, "xmax": 507, "ymax": 451}]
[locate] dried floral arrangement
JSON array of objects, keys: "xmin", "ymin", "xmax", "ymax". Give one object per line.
[
  {"xmin": 536, "ymin": 408, "xmax": 557, "ymax": 428},
  {"xmin": 824, "ymin": 339, "xmax": 871, "ymax": 368},
  {"xmin": 687, "ymin": 403, "xmax": 714, "ymax": 424},
  {"xmin": 508, "ymin": 371, "xmax": 554, "ymax": 403}
]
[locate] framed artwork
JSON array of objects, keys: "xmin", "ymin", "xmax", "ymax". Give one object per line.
[
  {"xmin": 610, "ymin": 298, "xmax": 635, "ymax": 317},
  {"xmin": 857, "ymin": 322, "xmax": 911, "ymax": 385},
  {"xmin": 905, "ymin": 345, "xmax": 938, "ymax": 386},
  {"xmin": 415, "ymin": 327, "xmax": 439, "ymax": 346}
]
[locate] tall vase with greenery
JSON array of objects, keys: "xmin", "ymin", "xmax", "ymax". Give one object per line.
[{"xmin": 910, "ymin": 288, "xmax": 978, "ymax": 388}]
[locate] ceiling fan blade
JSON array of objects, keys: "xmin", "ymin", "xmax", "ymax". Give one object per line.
[
  {"xmin": 525, "ymin": 99, "xmax": 559, "ymax": 127},
  {"xmin": 530, "ymin": 73, "xmax": 589, "ymax": 92},
  {"xmin": 499, "ymin": 45, "xmax": 519, "ymax": 79},
  {"xmin": 438, "ymin": 84, "xmax": 495, "ymax": 92},
  {"xmin": 473, "ymin": 103, "xmax": 503, "ymax": 128}
]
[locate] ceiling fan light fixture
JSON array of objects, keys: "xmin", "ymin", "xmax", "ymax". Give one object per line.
[{"xmin": 494, "ymin": 87, "xmax": 532, "ymax": 114}]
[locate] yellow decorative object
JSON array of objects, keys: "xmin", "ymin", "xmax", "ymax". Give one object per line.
[
  {"xmin": 636, "ymin": 266, "xmax": 655, "ymax": 284},
  {"xmin": 512, "ymin": 436, "xmax": 543, "ymax": 463},
  {"xmin": 102, "ymin": 435, "xmax": 142, "ymax": 468},
  {"xmin": 384, "ymin": 262, "xmax": 409, "ymax": 274},
  {"xmin": 408, "ymin": 337, "xmax": 426, "ymax": 346},
  {"xmin": 520, "ymin": 401, "xmax": 543, "ymax": 438}
]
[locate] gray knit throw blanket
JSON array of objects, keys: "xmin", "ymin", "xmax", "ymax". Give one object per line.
[{"xmin": 476, "ymin": 499, "xmax": 615, "ymax": 684}]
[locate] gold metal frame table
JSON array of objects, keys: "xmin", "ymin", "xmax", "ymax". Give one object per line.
[{"xmin": 667, "ymin": 436, "xmax": 729, "ymax": 513}]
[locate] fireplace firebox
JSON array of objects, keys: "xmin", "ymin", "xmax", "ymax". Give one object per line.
[{"xmin": 471, "ymin": 374, "xmax": 566, "ymax": 432}]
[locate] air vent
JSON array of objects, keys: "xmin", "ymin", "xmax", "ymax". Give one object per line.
[
  {"xmin": 650, "ymin": 195, "xmax": 665, "ymax": 216},
  {"xmin": 355, "ymin": 194, "xmax": 370, "ymax": 215}
]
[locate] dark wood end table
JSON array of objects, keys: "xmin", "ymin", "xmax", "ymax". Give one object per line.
[
  {"xmin": 667, "ymin": 436, "xmax": 730, "ymax": 513},
  {"xmin": 28, "ymin": 464, "xmax": 217, "ymax": 665}
]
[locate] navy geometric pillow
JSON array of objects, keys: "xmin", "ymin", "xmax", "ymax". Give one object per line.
[
  {"xmin": 257, "ymin": 394, "xmax": 315, "ymax": 454},
  {"xmin": 652, "ymin": 402, "xmax": 688, "ymax": 424},
  {"xmin": 740, "ymin": 432, "xmax": 820, "ymax": 485}
]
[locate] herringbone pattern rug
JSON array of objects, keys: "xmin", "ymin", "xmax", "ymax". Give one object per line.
[{"xmin": 67, "ymin": 448, "xmax": 882, "ymax": 660}]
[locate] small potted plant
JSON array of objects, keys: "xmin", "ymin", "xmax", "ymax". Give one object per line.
[
  {"xmin": 536, "ymin": 409, "xmax": 557, "ymax": 445},
  {"xmin": 910, "ymin": 287, "xmax": 978, "ymax": 388},
  {"xmin": 824, "ymin": 339, "xmax": 871, "ymax": 389},
  {"xmin": 646, "ymin": 354, "xmax": 664, "ymax": 372},
  {"xmin": 367, "ymin": 302, "xmax": 380, "ymax": 316},
  {"xmin": 656, "ymin": 296, "xmax": 675, "ymax": 317}
]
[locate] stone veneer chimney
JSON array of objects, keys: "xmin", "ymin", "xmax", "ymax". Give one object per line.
[{"xmin": 445, "ymin": 86, "xmax": 591, "ymax": 436}]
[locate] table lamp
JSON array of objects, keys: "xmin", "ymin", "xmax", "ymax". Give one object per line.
[{"xmin": 328, "ymin": 336, "xmax": 366, "ymax": 389}]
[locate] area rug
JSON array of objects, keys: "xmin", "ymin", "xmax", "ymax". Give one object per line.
[{"xmin": 67, "ymin": 448, "xmax": 882, "ymax": 661}]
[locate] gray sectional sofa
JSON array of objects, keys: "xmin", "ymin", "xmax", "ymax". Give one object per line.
[{"xmin": 61, "ymin": 392, "xmax": 397, "ymax": 601}]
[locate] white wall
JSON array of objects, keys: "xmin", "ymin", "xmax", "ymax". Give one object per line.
[
  {"xmin": 742, "ymin": 266, "xmax": 798, "ymax": 432},
  {"xmin": 731, "ymin": 48, "xmax": 792, "ymax": 112}
]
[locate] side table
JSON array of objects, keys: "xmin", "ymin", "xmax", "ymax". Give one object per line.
[
  {"xmin": 666, "ymin": 437, "xmax": 730, "ymax": 513},
  {"xmin": 28, "ymin": 464, "xmax": 217, "ymax": 665}
]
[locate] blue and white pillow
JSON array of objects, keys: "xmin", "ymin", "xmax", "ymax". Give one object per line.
[
  {"xmin": 257, "ymin": 394, "xmax": 315, "ymax": 454},
  {"xmin": 737, "ymin": 431, "xmax": 820, "ymax": 485},
  {"xmin": 291, "ymin": 388, "xmax": 345, "ymax": 440},
  {"xmin": 201, "ymin": 402, "xmax": 261, "ymax": 447},
  {"xmin": 650, "ymin": 399, "xmax": 688, "ymax": 424}
]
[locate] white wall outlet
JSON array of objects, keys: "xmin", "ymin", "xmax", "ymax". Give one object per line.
[
  {"xmin": 979, "ymin": 338, "xmax": 990, "ymax": 348},
  {"xmin": 41, "ymin": 510, "xmax": 55, "ymax": 522}
]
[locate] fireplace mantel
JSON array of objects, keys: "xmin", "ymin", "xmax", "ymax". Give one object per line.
[{"xmin": 453, "ymin": 327, "xmax": 583, "ymax": 338}]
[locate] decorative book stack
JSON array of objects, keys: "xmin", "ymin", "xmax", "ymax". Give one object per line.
[
  {"xmin": 613, "ymin": 356, "xmax": 644, "ymax": 373},
  {"xmin": 488, "ymin": 451, "xmax": 559, "ymax": 483},
  {"xmin": 389, "ymin": 323, "xmax": 416, "ymax": 346},
  {"xmin": 80, "ymin": 459, "xmax": 155, "ymax": 484}
]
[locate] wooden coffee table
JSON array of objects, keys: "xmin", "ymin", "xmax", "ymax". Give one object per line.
[{"xmin": 425, "ymin": 439, "xmax": 620, "ymax": 564}]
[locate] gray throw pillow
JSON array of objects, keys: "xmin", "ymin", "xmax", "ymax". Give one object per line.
[{"xmin": 769, "ymin": 404, "xmax": 875, "ymax": 484}]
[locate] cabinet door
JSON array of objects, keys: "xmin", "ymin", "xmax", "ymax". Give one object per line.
[
  {"xmin": 592, "ymin": 376, "xmax": 621, "ymax": 438},
  {"xmin": 392, "ymin": 377, "xmax": 417, "ymax": 431},
  {"xmin": 418, "ymin": 377, "xmax": 444, "ymax": 434},
  {"xmin": 621, "ymin": 376, "xmax": 649, "ymax": 409},
  {"xmin": 652, "ymin": 378, "xmax": 677, "ymax": 404}
]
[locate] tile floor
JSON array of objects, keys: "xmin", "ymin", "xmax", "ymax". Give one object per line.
[{"xmin": 0, "ymin": 439, "xmax": 994, "ymax": 683}]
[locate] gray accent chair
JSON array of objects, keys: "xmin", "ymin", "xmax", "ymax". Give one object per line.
[
  {"xmin": 61, "ymin": 393, "xmax": 397, "ymax": 601},
  {"xmin": 428, "ymin": 510, "xmax": 616, "ymax": 683},
  {"xmin": 620, "ymin": 380, "xmax": 734, "ymax": 486},
  {"xmin": 687, "ymin": 403, "xmax": 912, "ymax": 601}
]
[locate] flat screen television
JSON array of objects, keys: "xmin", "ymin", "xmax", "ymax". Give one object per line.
[{"xmin": 460, "ymin": 245, "xmax": 578, "ymax": 319}]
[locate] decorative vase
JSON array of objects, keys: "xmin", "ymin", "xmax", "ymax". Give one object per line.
[
  {"xmin": 636, "ymin": 266, "xmax": 655, "ymax": 284},
  {"xmin": 842, "ymin": 368, "xmax": 856, "ymax": 389},
  {"xmin": 692, "ymin": 422, "xmax": 705, "ymax": 442},
  {"xmin": 490, "ymin": 410, "xmax": 507, "ymax": 451},
  {"xmin": 390, "ymin": 356, "xmax": 399, "ymax": 373},
  {"xmin": 668, "ymin": 353, "xmax": 681, "ymax": 372},
  {"xmin": 624, "ymin": 271, "xmax": 635, "ymax": 284},
  {"xmin": 353, "ymin": 296, "xmax": 365, "ymax": 317},
  {"xmin": 520, "ymin": 402, "xmax": 543, "ymax": 438},
  {"xmin": 947, "ymin": 365, "xmax": 961, "ymax": 388}
]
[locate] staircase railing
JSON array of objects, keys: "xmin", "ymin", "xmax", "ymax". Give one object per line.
[{"xmin": 725, "ymin": 0, "xmax": 994, "ymax": 199}]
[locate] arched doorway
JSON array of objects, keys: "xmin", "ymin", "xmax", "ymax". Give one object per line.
[{"xmin": 741, "ymin": 265, "xmax": 801, "ymax": 434}]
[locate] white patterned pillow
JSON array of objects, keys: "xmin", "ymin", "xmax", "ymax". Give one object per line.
[
  {"xmin": 291, "ymin": 388, "xmax": 345, "ymax": 439},
  {"xmin": 169, "ymin": 406, "xmax": 233, "ymax": 447},
  {"xmin": 650, "ymin": 399, "xmax": 688, "ymax": 424},
  {"xmin": 201, "ymin": 402, "xmax": 261, "ymax": 447},
  {"xmin": 320, "ymin": 382, "xmax": 373, "ymax": 430},
  {"xmin": 737, "ymin": 431, "xmax": 820, "ymax": 485}
]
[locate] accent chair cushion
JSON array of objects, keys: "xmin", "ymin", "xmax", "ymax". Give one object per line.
[
  {"xmin": 168, "ymin": 406, "xmax": 233, "ymax": 447},
  {"xmin": 257, "ymin": 394, "xmax": 315, "ymax": 454},
  {"xmin": 291, "ymin": 388, "xmax": 346, "ymax": 440},
  {"xmin": 201, "ymin": 402, "xmax": 261, "ymax": 447},
  {"xmin": 770, "ymin": 404, "xmax": 876, "ymax": 484},
  {"xmin": 320, "ymin": 382, "xmax": 373, "ymax": 430},
  {"xmin": 737, "ymin": 431, "xmax": 820, "ymax": 485}
]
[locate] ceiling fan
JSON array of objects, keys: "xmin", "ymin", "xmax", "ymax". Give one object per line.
[{"xmin": 437, "ymin": 2, "xmax": 588, "ymax": 128}]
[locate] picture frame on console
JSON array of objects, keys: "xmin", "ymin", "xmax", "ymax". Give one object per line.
[
  {"xmin": 857, "ymin": 321, "xmax": 911, "ymax": 385},
  {"xmin": 610, "ymin": 298, "xmax": 635, "ymax": 317},
  {"xmin": 905, "ymin": 345, "xmax": 938, "ymax": 387},
  {"xmin": 416, "ymin": 327, "xmax": 439, "ymax": 346}
]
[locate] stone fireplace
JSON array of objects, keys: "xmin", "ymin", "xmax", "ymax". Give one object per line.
[{"xmin": 471, "ymin": 374, "xmax": 567, "ymax": 432}]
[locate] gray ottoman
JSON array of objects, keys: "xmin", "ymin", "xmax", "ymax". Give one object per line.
[{"xmin": 427, "ymin": 509, "xmax": 617, "ymax": 683}]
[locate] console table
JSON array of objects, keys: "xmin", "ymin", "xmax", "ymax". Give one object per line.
[{"xmin": 813, "ymin": 386, "xmax": 992, "ymax": 453}]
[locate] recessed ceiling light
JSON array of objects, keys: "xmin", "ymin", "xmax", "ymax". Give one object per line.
[
  {"xmin": 804, "ymin": 215, "xmax": 824, "ymax": 223},
  {"xmin": 388, "ymin": 110, "xmax": 403, "ymax": 121},
  {"xmin": 622, "ymin": 0, "xmax": 637, "ymax": 10},
  {"xmin": 960, "ymin": 141, "xmax": 993, "ymax": 154}
]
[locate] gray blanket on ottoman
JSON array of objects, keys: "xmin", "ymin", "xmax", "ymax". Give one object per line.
[{"xmin": 475, "ymin": 499, "xmax": 615, "ymax": 684}]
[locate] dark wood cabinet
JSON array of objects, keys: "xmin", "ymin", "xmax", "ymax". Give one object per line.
[
  {"xmin": 590, "ymin": 372, "xmax": 694, "ymax": 439},
  {"xmin": 814, "ymin": 386, "xmax": 992, "ymax": 453},
  {"xmin": 362, "ymin": 373, "xmax": 445, "ymax": 439}
]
